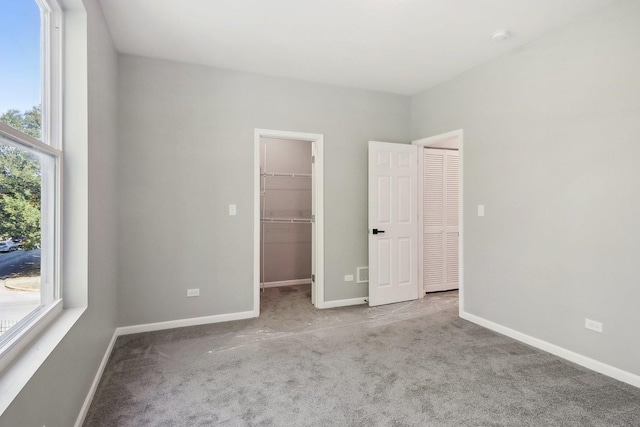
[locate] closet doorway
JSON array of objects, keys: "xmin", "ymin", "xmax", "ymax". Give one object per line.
[
  {"xmin": 253, "ymin": 129, "xmax": 325, "ymax": 314},
  {"xmin": 413, "ymin": 130, "xmax": 463, "ymax": 300}
]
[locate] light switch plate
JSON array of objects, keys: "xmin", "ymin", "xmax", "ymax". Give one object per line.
[
  {"xmin": 229, "ymin": 204, "xmax": 237, "ymax": 216},
  {"xmin": 477, "ymin": 205, "xmax": 485, "ymax": 216}
]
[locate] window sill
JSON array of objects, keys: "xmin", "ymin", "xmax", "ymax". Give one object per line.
[{"xmin": 0, "ymin": 306, "xmax": 86, "ymax": 415}]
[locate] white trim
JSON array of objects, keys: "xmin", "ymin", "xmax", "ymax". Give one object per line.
[
  {"xmin": 323, "ymin": 297, "xmax": 368, "ymax": 309},
  {"xmin": 313, "ymin": 137, "xmax": 325, "ymax": 308},
  {"xmin": 412, "ymin": 129, "xmax": 463, "ymax": 150},
  {"xmin": 412, "ymin": 130, "xmax": 464, "ymax": 312},
  {"xmin": 459, "ymin": 134, "xmax": 464, "ymax": 314},
  {"xmin": 38, "ymin": 0, "xmax": 64, "ymax": 150},
  {"xmin": 116, "ymin": 310, "xmax": 257, "ymax": 336},
  {"xmin": 254, "ymin": 131, "xmax": 261, "ymax": 316},
  {"xmin": 261, "ymin": 279, "xmax": 312, "ymax": 289},
  {"xmin": 0, "ymin": 122, "xmax": 62, "ymax": 157},
  {"xmin": 460, "ymin": 310, "xmax": 640, "ymax": 389},
  {"xmin": 254, "ymin": 129, "xmax": 325, "ymax": 311},
  {"xmin": 0, "ymin": 300, "xmax": 62, "ymax": 373},
  {"xmin": 74, "ymin": 329, "xmax": 118, "ymax": 427}
]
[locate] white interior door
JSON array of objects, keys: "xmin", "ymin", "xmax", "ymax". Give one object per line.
[
  {"xmin": 368, "ymin": 141, "xmax": 419, "ymax": 306},
  {"xmin": 423, "ymin": 148, "xmax": 459, "ymax": 293}
]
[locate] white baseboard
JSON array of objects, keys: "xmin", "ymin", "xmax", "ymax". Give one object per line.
[
  {"xmin": 116, "ymin": 310, "xmax": 258, "ymax": 336},
  {"xmin": 75, "ymin": 309, "xmax": 258, "ymax": 425},
  {"xmin": 74, "ymin": 330, "xmax": 118, "ymax": 427},
  {"xmin": 460, "ymin": 310, "xmax": 640, "ymax": 389},
  {"xmin": 322, "ymin": 297, "xmax": 368, "ymax": 309},
  {"xmin": 261, "ymin": 279, "xmax": 311, "ymax": 289}
]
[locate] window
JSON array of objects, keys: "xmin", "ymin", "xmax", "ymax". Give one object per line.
[{"xmin": 0, "ymin": 0, "xmax": 62, "ymax": 371}]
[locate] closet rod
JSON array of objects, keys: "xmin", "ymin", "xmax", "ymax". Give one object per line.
[{"xmin": 261, "ymin": 172, "xmax": 311, "ymax": 178}]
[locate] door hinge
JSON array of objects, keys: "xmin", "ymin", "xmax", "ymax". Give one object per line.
[
  {"xmin": 311, "ymin": 214, "xmax": 315, "ymax": 223},
  {"xmin": 311, "ymin": 274, "xmax": 315, "ymax": 282},
  {"xmin": 312, "ymin": 155, "xmax": 315, "ymax": 164}
]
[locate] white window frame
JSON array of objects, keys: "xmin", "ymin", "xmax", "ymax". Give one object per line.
[{"xmin": 0, "ymin": 0, "xmax": 63, "ymax": 373}]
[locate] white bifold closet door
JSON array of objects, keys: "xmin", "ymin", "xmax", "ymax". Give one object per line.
[{"xmin": 423, "ymin": 148, "xmax": 459, "ymax": 293}]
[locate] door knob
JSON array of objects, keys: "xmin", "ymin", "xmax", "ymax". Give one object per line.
[{"xmin": 372, "ymin": 229, "xmax": 385, "ymax": 235}]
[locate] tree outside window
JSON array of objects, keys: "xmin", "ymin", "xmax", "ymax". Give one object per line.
[{"xmin": 1, "ymin": 107, "xmax": 42, "ymax": 252}]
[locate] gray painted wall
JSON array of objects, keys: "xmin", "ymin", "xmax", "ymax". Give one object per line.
[
  {"xmin": 412, "ymin": 0, "xmax": 640, "ymax": 376},
  {"xmin": 0, "ymin": 0, "xmax": 119, "ymax": 425},
  {"xmin": 117, "ymin": 56, "xmax": 410, "ymax": 325}
]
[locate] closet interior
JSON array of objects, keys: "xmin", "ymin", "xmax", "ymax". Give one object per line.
[{"xmin": 260, "ymin": 138, "xmax": 312, "ymax": 292}]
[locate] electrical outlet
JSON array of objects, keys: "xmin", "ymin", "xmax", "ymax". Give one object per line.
[
  {"xmin": 187, "ymin": 288, "xmax": 200, "ymax": 297},
  {"xmin": 585, "ymin": 318, "xmax": 603, "ymax": 333},
  {"xmin": 344, "ymin": 274, "xmax": 354, "ymax": 282}
]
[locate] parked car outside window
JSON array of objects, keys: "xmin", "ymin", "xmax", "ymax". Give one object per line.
[
  {"xmin": 0, "ymin": 241, "xmax": 17, "ymax": 253},
  {"xmin": 11, "ymin": 236, "xmax": 26, "ymax": 249}
]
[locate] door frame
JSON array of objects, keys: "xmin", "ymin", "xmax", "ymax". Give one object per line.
[
  {"xmin": 412, "ymin": 129, "xmax": 464, "ymax": 314},
  {"xmin": 254, "ymin": 129, "xmax": 325, "ymax": 314}
]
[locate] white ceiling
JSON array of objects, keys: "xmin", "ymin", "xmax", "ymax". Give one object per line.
[{"xmin": 100, "ymin": 0, "xmax": 619, "ymax": 95}]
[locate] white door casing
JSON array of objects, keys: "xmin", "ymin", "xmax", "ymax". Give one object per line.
[
  {"xmin": 413, "ymin": 129, "xmax": 464, "ymax": 313},
  {"xmin": 368, "ymin": 141, "xmax": 419, "ymax": 306},
  {"xmin": 423, "ymin": 148, "xmax": 459, "ymax": 293},
  {"xmin": 311, "ymin": 141, "xmax": 317, "ymax": 306},
  {"xmin": 254, "ymin": 129, "xmax": 324, "ymax": 314}
]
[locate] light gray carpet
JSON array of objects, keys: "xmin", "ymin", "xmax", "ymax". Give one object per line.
[{"xmin": 84, "ymin": 285, "xmax": 640, "ymax": 426}]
